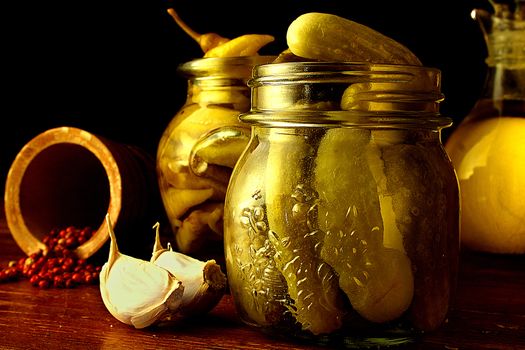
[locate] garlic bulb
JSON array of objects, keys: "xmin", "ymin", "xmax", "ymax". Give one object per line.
[
  {"xmin": 99, "ymin": 214, "xmax": 184, "ymax": 329},
  {"xmin": 151, "ymin": 222, "xmax": 227, "ymax": 316}
]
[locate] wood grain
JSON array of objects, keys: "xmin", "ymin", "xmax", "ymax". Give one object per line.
[{"xmin": 1, "ymin": 211, "xmax": 524, "ymax": 349}]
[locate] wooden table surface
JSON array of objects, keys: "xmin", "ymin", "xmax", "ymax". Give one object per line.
[{"xmin": 1, "ymin": 211, "xmax": 524, "ymax": 350}]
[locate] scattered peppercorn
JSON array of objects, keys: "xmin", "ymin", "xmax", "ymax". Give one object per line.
[{"xmin": 0, "ymin": 226, "xmax": 102, "ymax": 288}]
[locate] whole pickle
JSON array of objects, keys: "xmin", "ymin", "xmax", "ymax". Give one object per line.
[
  {"xmin": 382, "ymin": 142, "xmax": 459, "ymax": 331},
  {"xmin": 286, "ymin": 12, "xmax": 421, "ymax": 65},
  {"xmin": 265, "ymin": 129, "xmax": 346, "ymax": 335},
  {"xmin": 314, "ymin": 128, "xmax": 414, "ymax": 324}
]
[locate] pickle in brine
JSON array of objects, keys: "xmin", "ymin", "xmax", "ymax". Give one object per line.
[
  {"xmin": 266, "ymin": 129, "xmax": 346, "ymax": 335},
  {"xmin": 382, "ymin": 143, "xmax": 458, "ymax": 331},
  {"xmin": 315, "ymin": 128, "xmax": 414, "ymax": 323}
]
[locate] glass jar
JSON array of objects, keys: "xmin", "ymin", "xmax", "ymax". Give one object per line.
[
  {"xmin": 157, "ymin": 56, "xmax": 275, "ymax": 261},
  {"xmin": 445, "ymin": 3, "xmax": 525, "ymax": 254},
  {"xmin": 224, "ymin": 62, "xmax": 460, "ymax": 346}
]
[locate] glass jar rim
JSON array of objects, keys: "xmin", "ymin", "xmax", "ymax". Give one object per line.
[
  {"xmin": 249, "ymin": 61, "xmax": 442, "ymax": 85},
  {"xmin": 177, "ymin": 55, "xmax": 277, "ymax": 78},
  {"xmin": 242, "ymin": 61, "xmax": 451, "ymax": 129}
]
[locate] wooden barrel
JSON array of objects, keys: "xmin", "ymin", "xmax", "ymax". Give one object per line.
[{"xmin": 4, "ymin": 127, "xmax": 166, "ymax": 261}]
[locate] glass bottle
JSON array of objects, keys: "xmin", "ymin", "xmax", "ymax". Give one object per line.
[
  {"xmin": 445, "ymin": 2, "xmax": 525, "ymax": 254},
  {"xmin": 156, "ymin": 56, "xmax": 275, "ymax": 262},
  {"xmin": 224, "ymin": 61, "xmax": 460, "ymax": 346}
]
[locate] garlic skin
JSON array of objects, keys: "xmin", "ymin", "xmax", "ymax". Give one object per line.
[
  {"xmin": 151, "ymin": 222, "xmax": 227, "ymax": 316},
  {"xmin": 99, "ymin": 214, "xmax": 184, "ymax": 329}
]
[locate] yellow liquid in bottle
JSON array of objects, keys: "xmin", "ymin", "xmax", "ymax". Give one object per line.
[{"xmin": 445, "ymin": 116, "xmax": 525, "ymax": 253}]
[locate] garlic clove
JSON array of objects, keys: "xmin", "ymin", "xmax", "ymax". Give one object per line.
[
  {"xmin": 99, "ymin": 214, "xmax": 184, "ymax": 329},
  {"xmin": 151, "ymin": 223, "xmax": 227, "ymax": 316}
]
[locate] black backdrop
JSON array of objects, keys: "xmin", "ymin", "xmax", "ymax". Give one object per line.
[{"xmin": 2, "ymin": 0, "xmax": 493, "ymax": 191}]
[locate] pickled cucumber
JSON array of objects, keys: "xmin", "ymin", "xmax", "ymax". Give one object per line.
[
  {"xmin": 341, "ymin": 66, "xmax": 433, "ymax": 113},
  {"xmin": 366, "ymin": 133, "xmax": 408, "ymax": 252},
  {"xmin": 347, "ymin": 248, "xmax": 414, "ymax": 323},
  {"xmin": 382, "ymin": 143, "xmax": 459, "ymax": 330},
  {"xmin": 266, "ymin": 129, "xmax": 346, "ymax": 335},
  {"xmin": 286, "ymin": 12, "xmax": 421, "ymax": 65},
  {"xmin": 314, "ymin": 128, "xmax": 414, "ymax": 323}
]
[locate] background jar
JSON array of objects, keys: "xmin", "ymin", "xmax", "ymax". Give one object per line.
[
  {"xmin": 445, "ymin": 4, "xmax": 525, "ymax": 254},
  {"xmin": 223, "ymin": 62, "xmax": 460, "ymax": 346},
  {"xmin": 156, "ymin": 56, "xmax": 275, "ymax": 262}
]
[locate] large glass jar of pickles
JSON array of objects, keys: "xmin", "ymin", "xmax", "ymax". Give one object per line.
[
  {"xmin": 156, "ymin": 56, "xmax": 274, "ymax": 261},
  {"xmin": 223, "ymin": 61, "xmax": 460, "ymax": 346}
]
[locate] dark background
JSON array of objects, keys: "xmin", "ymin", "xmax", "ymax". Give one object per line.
[{"xmin": 2, "ymin": 0, "xmax": 493, "ymax": 191}]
